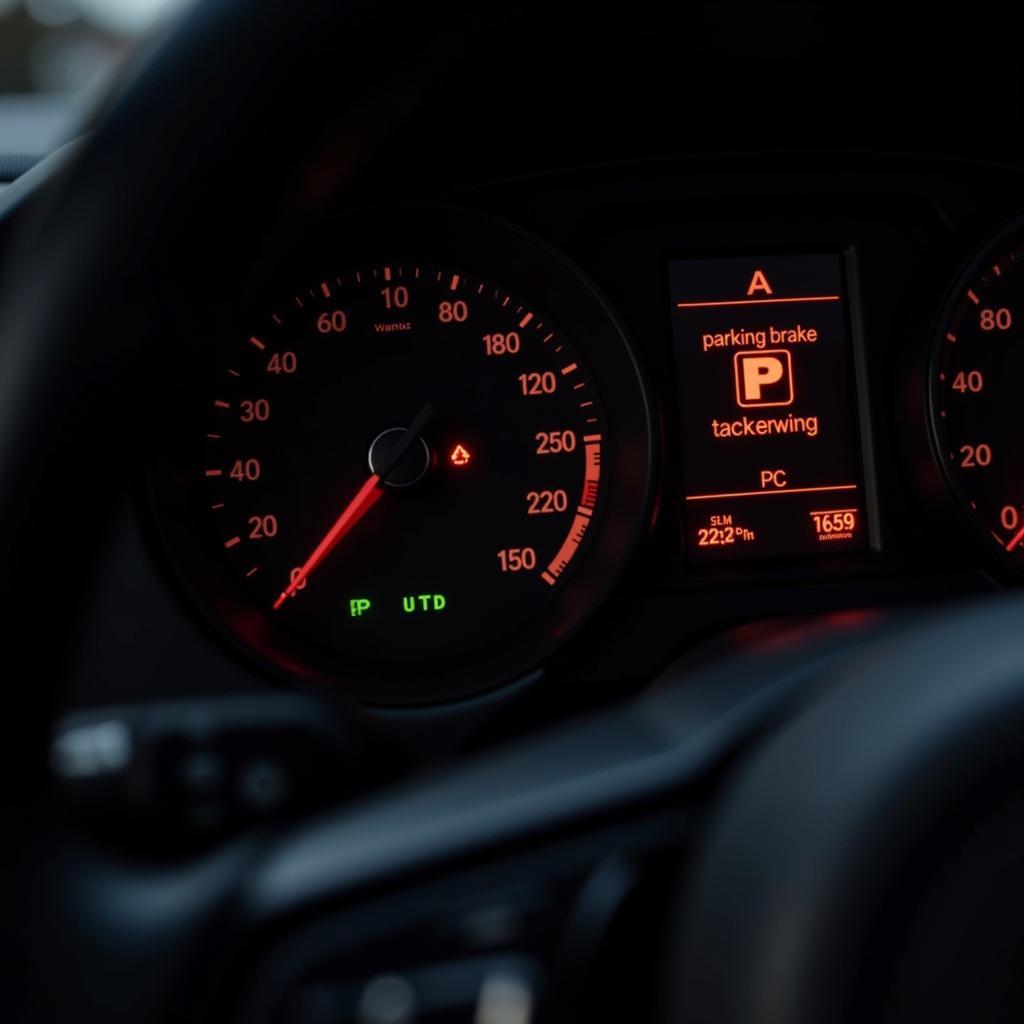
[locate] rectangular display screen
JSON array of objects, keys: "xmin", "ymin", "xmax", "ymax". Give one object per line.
[{"xmin": 669, "ymin": 253, "xmax": 868, "ymax": 562}]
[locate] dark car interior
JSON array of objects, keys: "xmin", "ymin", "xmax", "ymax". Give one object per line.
[{"xmin": 6, "ymin": 3, "xmax": 1024, "ymax": 1021}]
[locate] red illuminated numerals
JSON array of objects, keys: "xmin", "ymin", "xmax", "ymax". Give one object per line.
[
  {"xmin": 288, "ymin": 566, "xmax": 308, "ymax": 591},
  {"xmin": 316, "ymin": 310, "xmax": 348, "ymax": 334},
  {"xmin": 484, "ymin": 331, "xmax": 520, "ymax": 356},
  {"xmin": 438, "ymin": 300, "xmax": 468, "ymax": 323},
  {"xmin": 380, "ymin": 286, "xmax": 409, "ymax": 310},
  {"xmin": 951, "ymin": 370, "xmax": 984, "ymax": 393},
  {"xmin": 535, "ymin": 430, "xmax": 577, "ymax": 454},
  {"xmin": 980, "ymin": 307, "xmax": 1012, "ymax": 331},
  {"xmin": 526, "ymin": 489, "xmax": 568, "ymax": 514},
  {"xmin": 229, "ymin": 458, "xmax": 261, "ymax": 482},
  {"xmin": 959, "ymin": 443, "xmax": 992, "ymax": 468},
  {"xmin": 697, "ymin": 527, "xmax": 736, "ymax": 547},
  {"xmin": 518, "ymin": 371, "xmax": 556, "ymax": 396},
  {"xmin": 811, "ymin": 511, "xmax": 856, "ymax": 534},
  {"xmin": 247, "ymin": 514, "xmax": 278, "ymax": 539},
  {"xmin": 497, "ymin": 547, "xmax": 537, "ymax": 572},
  {"xmin": 266, "ymin": 351, "xmax": 298, "ymax": 374},
  {"xmin": 1001, "ymin": 506, "xmax": 1022, "ymax": 531},
  {"xmin": 240, "ymin": 399, "xmax": 270, "ymax": 423}
]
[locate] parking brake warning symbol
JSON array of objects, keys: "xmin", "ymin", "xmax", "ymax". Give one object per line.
[{"xmin": 734, "ymin": 350, "xmax": 794, "ymax": 408}]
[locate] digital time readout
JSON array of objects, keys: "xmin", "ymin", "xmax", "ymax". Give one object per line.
[{"xmin": 670, "ymin": 253, "xmax": 869, "ymax": 562}]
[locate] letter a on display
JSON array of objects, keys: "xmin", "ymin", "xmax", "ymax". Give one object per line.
[{"xmin": 747, "ymin": 270, "xmax": 773, "ymax": 296}]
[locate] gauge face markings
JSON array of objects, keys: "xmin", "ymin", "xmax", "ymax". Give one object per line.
[
  {"xmin": 201, "ymin": 263, "xmax": 607, "ymax": 665},
  {"xmin": 933, "ymin": 240, "xmax": 1024, "ymax": 562}
]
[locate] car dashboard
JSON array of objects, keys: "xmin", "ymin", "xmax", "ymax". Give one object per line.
[
  {"xmin": 38, "ymin": 152, "xmax": 1021, "ymax": 758},
  {"xmin": 10, "ymin": 7, "xmax": 1024, "ymax": 1023}
]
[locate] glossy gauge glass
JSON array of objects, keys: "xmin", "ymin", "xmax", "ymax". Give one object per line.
[
  {"xmin": 931, "ymin": 225, "xmax": 1024, "ymax": 567},
  {"xmin": 153, "ymin": 209, "xmax": 653, "ymax": 705}
]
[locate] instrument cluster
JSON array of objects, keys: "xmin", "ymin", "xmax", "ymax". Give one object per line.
[{"xmin": 142, "ymin": 159, "xmax": 1024, "ymax": 707}]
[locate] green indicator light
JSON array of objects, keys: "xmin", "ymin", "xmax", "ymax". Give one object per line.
[
  {"xmin": 402, "ymin": 594, "xmax": 447, "ymax": 614},
  {"xmin": 349, "ymin": 598, "xmax": 372, "ymax": 618}
]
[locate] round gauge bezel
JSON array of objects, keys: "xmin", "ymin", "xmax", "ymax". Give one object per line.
[
  {"xmin": 150, "ymin": 205, "xmax": 655, "ymax": 706},
  {"xmin": 928, "ymin": 214, "xmax": 1024, "ymax": 576}
]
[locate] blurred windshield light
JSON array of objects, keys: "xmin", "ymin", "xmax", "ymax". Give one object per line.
[{"xmin": 71, "ymin": 0, "xmax": 192, "ymax": 35}]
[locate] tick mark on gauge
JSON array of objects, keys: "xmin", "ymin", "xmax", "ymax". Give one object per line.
[
  {"xmin": 320, "ymin": 281, "xmax": 332, "ymax": 297},
  {"xmin": 224, "ymin": 536, "xmax": 241, "ymax": 549},
  {"xmin": 207, "ymin": 433, "xmax": 221, "ymax": 440},
  {"xmin": 227, "ymin": 368, "xmax": 240, "ymax": 378},
  {"xmin": 967, "ymin": 289, "xmax": 980, "ymax": 305},
  {"xmin": 210, "ymin": 503, "xmax": 225, "ymax": 511},
  {"xmin": 249, "ymin": 336, "xmax": 266, "ymax": 350},
  {"xmin": 561, "ymin": 363, "xmax": 578, "ymax": 375},
  {"xmin": 946, "ymin": 333, "xmax": 957, "ymax": 342},
  {"xmin": 246, "ymin": 566, "xmax": 259, "ymax": 578},
  {"xmin": 205, "ymin": 469, "xmax": 223, "ymax": 477},
  {"xmin": 450, "ymin": 274, "xmax": 460, "ymax": 291},
  {"xmin": 213, "ymin": 400, "xmax": 231, "ymax": 409},
  {"xmin": 519, "ymin": 312, "xmax": 534, "ymax": 328}
]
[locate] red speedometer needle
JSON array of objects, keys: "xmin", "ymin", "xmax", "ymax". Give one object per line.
[
  {"xmin": 272, "ymin": 474, "xmax": 383, "ymax": 609},
  {"xmin": 272, "ymin": 404, "xmax": 433, "ymax": 610}
]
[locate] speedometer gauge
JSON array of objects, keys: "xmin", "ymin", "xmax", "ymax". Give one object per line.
[
  {"xmin": 931, "ymin": 224, "xmax": 1024, "ymax": 568},
  {"xmin": 211, "ymin": 265, "xmax": 605, "ymax": 660},
  {"xmin": 153, "ymin": 210, "xmax": 652, "ymax": 704}
]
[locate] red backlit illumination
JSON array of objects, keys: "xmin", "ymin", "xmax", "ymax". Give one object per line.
[{"xmin": 450, "ymin": 444, "xmax": 472, "ymax": 467}]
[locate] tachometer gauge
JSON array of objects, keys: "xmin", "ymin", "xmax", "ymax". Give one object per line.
[
  {"xmin": 153, "ymin": 210, "xmax": 653, "ymax": 704},
  {"xmin": 931, "ymin": 223, "xmax": 1024, "ymax": 568}
]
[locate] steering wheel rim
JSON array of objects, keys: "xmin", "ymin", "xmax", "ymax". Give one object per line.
[{"xmin": 673, "ymin": 597, "xmax": 1024, "ymax": 1024}]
